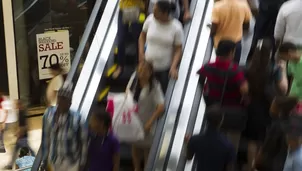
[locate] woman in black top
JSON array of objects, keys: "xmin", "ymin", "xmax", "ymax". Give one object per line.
[
  {"xmin": 244, "ymin": 38, "xmax": 284, "ymax": 171},
  {"xmin": 254, "ymin": 96, "xmax": 298, "ymax": 171}
]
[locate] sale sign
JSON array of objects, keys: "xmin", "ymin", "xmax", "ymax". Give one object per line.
[{"xmin": 36, "ymin": 31, "xmax": 71, "ymax": 80}]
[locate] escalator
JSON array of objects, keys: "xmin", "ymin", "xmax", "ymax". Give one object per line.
[
  {"xmin": 147, "ymin": 0, "xmax": 214, "ymax": 170},
  {"xmin": 31, "ymin": 0, "xmax": 210, "ymax": 169}
]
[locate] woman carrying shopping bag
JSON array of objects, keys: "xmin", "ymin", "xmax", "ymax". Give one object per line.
[{"xmin": 108, "ymin": 61, "xmax": 165, "ymax": 171}]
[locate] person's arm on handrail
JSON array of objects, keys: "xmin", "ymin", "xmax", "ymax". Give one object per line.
[
  {"xmin": 170, "ymin": 24, "xmax": 184, "ymax": 79},
  {"xmin": 182, "ymin": 0, "xmax": 192, "ymax": 22},
  {"xmin": 139, "ymin": 15, "xmax": 152, "ymax": 62}
]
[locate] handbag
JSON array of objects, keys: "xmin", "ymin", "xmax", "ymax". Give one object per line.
[
  {"xmin": 219, "ymin": 63, "xmax": 248, "ymax": 131},
  {"xmin": 108, "ymin": 73, "xmax": 145, "ymax": 142},
  {"xmin": 121, "ymin": 7, "xmax": 140, "ymax": 23}
]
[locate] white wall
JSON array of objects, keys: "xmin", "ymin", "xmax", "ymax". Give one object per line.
[{"xmin": 2, "ymin": 0, "xmax": 19, "ymax": 99}]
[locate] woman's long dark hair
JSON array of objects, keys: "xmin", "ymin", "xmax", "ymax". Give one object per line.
[
  {"xmin": 133, "ymin": 62, "xmax": 156, "ymax": 102},
  {"xmin": 19, "ymin": 147, "xmax": 30, "ymax": 158},
  {"xmin": 247, "ymin": 38, "xmax": 274, "ymax": 99}
]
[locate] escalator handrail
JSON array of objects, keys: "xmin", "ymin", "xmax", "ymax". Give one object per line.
[
  {"xmin": 174, "ymin": 37, "xmax": 215, "ymax": 171},
  {"xmin": 184, "ymin": 42, "xmax": 215, "ymax": 171},
  {"xmin": 164, "ymin": 0, "xmax": 213, "ymax": 169},
  {"xmin": 145, "ymin": 0, "xmax": 209, "ymax": 170},
  {"xmin": 70, "ymin": 0, "xmax": 118, "ymax": 112},
  {"xmin": 66, "ymin": 0, "xmax": 105, "ymax": 84},
  {"xmin": 77, "ymin": 4, "xmax": 119, "ymax": 120}
]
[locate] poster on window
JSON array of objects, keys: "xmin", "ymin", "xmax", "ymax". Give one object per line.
[{"xmin": 36, "ymin": 31, "xmax": 70, "ymax": 80}]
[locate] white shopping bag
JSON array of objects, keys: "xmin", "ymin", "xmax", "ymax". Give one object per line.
[{"xmin": 106, "ymin": 72, "xmax": 145, "ymax": 142}]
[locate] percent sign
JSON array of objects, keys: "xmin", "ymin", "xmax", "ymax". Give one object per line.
[{"xmin": 60, "ymin": 55, "xmax": 69, "ymax": 63}]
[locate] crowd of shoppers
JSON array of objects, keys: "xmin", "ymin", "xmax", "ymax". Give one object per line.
[
  {"xmin": 186, "ymin": 0, "xmax": 302, "ymax": 170},
  {"xmin": 3, "ymin": 0, "xmax": 302, "ymax": 170}
]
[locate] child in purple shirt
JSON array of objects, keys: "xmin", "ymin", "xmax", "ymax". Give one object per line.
[{"xmin": 88, "ymin": 110, "xmax": 120, "ymax": 171}]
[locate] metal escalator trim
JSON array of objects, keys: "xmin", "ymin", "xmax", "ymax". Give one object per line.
[
  {"xmin": 166, "ymin": 0, "xmax": 213, "ymax": 170},
  {"xmin": 97, "ymin": 64, "xmax": 117, "ymax": 101},
  {"xmin": 71, "ymin": 0, "xmax": 118, "ymax": 112},
  {"xmin": 147, "ymin": 0, "xmax": 208, "ymax": 170},
  {"xmin": 66, "ymin": 0, "xmax": 106, "ymax": 83},
  {"xmin": 175, "ymin": 38, "xmax": 215, "ymax": 170},
  {"xmin": 31, "ymin": 143, "xmax": 43, "ymax": 171},
  {"xmin": 79, "ymin": 8, "xmax": 119, "ymax": 119},
  {"xmin": 99, "ymin": 86, "xmax": 110, "ymax": 101},
  {"xmin": 107, "ymin": 64, "xmax": 118, "ymax": 77},
  {"xmin": 184, "ymin": 48, "xmax": 216, "ymax": 171}
]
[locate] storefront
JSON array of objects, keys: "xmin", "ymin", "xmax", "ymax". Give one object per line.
[{"xmin": 2, "ymin": 0, "xmax": 94, "ymax": 113}]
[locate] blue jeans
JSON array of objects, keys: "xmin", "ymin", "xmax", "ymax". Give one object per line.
[{"xmin": 117, "ymin": 11, "xmax": 142, "ymax": 67}]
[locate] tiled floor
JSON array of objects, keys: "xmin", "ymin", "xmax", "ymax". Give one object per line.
[{"xmin": 0, "ymin": 116, "xmax": 42, "ymax": 170}]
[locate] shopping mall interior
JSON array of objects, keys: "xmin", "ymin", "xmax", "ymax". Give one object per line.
[{"xmin": 1, "ymin": 0, "xmax": 279, "ymax": 170}]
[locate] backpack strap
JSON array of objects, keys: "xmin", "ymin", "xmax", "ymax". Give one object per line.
[
  {"xmin": 220, "ymin": 63, "xmax": 234, "ymax": 106},
  {"xmin": 126, "ymin": 72, "xmax": 138, "ymax": 92}
]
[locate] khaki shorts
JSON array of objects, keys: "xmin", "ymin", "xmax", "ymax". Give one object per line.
[{"xmin": 3, "ymin": 122, "xmax": 18, "ymax": 152}]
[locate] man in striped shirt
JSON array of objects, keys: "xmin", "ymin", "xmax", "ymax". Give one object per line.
[
  {"xmin": 41, "ymin": 83, "xmax": 88, "ymax": 171},
  {"xmin": 197, "ymin": 40, "xmax": 249, "ymax": 169},
  {"xmin": 198, "ymin": 40, "xmax": 249, "ymax": 107}
]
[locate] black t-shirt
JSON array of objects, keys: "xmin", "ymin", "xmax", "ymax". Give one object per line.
[
  {"xmin": 18, "ymin": 109, "xmax": 28, "ymax": 138},
  {"xmin": 259, "ymin": 0, "xmax": 286, "ymax": 11},
  {"xmin": 187, "ymin": 129, "xmax": 235, "ymax": 171},
  {"xmin": 256, "ymin": 118, "xmax": 288, "ymax": 171}
]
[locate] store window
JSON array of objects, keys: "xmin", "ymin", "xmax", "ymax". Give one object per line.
[{"xmin": 12, "ymin": 0, "xmax": 91, "ymax": 110}]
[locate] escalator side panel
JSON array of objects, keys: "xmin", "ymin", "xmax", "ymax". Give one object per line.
[
  {"xmin": 148, "ymin": 0, "xmax": 209, "ymax": 169},
  {"xmin": 79, "ymin": 9, "xmax": 119, "ymax": 120},
  {"xmin": 186, "ymin": 48, "xmax": 216, "ymax": 171},
  {"xmin": 71, "ymin": 0, "xmax": 118, "ymax": 112},
  {"xmin": 166, "ymin": 0, "xmax": 214, "ymax": 170}
]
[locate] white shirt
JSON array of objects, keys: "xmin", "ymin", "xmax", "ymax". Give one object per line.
[
  {"xmin": 274, "ymin": 0, "xmax": 302, "ymax": 45},
  {"xmin": 143, "ymin": 14, "xmax": 184, "ymax": 71},
  {"xmin": 46, "ymin": 74, "xmax": 64, "ymax": 106},
  {"xmin": 1, "ymin": 99, "xmax": 18, "ymax": 123}
]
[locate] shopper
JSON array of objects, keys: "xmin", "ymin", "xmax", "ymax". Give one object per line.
[
  {"xmin": 279, "ymin": 43, "xmax": 302, "ymax": 99},
  {"xmin": 46, "ymin": 63, "xmax": 64, "ymax": 106},
  {"xmin": 87, "ymin": 110, "xmax": 120, "ymax": 171},
  {"xmin": 0, "ymin": 97, "xmax": 18, "ymax": 155},
  {"xmin": 275, "ymin": 0, "xmax": 302, "ymax": 48},
  {"xmin": 15, "ymin": 147, "xmax": 35, "ymax": 171},
  {"xmin": 211, "ymin": 0, "xmax": 252, "ymax": 63},
  {"xmin": 185, "ymin": 105, "xmax": 235, "ymax": 171},
  {"xmin": 254, "ymin": 96, "xmax": 298, "ymax": 171},
  {"xmin": 246, "ymin": 0, "xmax": 286, "ymax": 62},
  {"xmin": 198, "ymin": 40, "xmax": 248, "ymax": 107},
  {"xmin": 129, "ymin": 61, "xmax": 165, "ymax": 171},
  {"xmin": 3, "ymin": 100, "xmax": 35, "ymax": 170},
  {"xmin": 139, "ymin": 0, "xmax": 184, "ymax": 93},
  {"xmin": 244, "ymin": 38, "xmax": 287, "ymax": 171},
  {"xmin": 41, "ymin": 83, "xmax": 88, "ymax": 171},
  {"xmin": 197, "ymin": 40, "xmax": 248, "ymax": 168},
  {"xmin": 283, "ymin": 116, "xmax": 302, "ymax": 171},
  {"xmin": 112, "ymin": 0, "xmax": 145, "ymax": 79}
]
